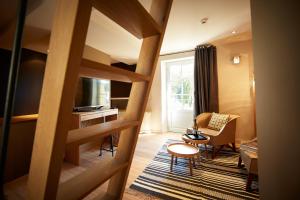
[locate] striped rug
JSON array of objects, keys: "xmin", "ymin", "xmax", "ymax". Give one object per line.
[{"xmin": 130, "ymin": 139, "xmax": 259, "ymax": 200}]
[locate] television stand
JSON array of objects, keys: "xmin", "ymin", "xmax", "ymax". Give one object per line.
[
  {"xmin": 65, "ymin": 108, "xmax": 118, "ymax": 165},
  {"xmin": 73, "ymin": 106, "xmax": 103, "ymax": 112}
]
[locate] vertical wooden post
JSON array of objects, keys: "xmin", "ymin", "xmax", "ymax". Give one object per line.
[
  {"xmin": 27, "ymin": 0, "xmax": 91, "ymax": 199},
  {"xmin": 107, "ymin": 0, "xmax": 173, "ymax": 198}
]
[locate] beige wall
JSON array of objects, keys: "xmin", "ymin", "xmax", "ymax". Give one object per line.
[
  {"xmin": 216, "ymin": 40, "xmax": 256, "ymax": 143},
  {"xmin": 251, "ymin": 0, "xmax": 300, "ymax": 198},
  {"xmin": 146, "ymin": 40, "xmax": 256, "ymax": 143}
]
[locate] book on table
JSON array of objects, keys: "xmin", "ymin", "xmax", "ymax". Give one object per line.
[{"xmin": 185, "ymin": 133, "xmax": 207, "ymax": 140}]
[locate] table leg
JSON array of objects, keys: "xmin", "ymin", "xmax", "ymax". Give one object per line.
[
  {"xmin": 192, "ymin": 157, "xmax": 196, "ymax": 169},
  {"xmin": 189, "ymin": 158, "xmax": 193, "ymax": 176},
  {"xmin": 175, "ymin": 156, "xmax": 178, "ymax": 165},
  {"xmin": 170, "ymin": 155, "xmax": 174, "ymax": 172},
  {"xmin": 238, "ymin": 156, "xmax": 242, "ymax": 167},
  {"xmin": 205, "ymin": 144, "xmax": 208, "ymax": 159},
  {"xmin": 197, "ymin": 152, "xmax": 201, "ymax": 164}
]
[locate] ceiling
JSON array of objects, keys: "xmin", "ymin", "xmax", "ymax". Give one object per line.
[{"xmin": 25, "ymin": 0, "xmax": 251, "ymax": 64}]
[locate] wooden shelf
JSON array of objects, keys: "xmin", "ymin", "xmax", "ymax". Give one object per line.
[
  {"xmin": 110, "ymin": 97, "xmax": 129, "ymax": 100},
  {"xmin": 91, "ymin": 0, "xmax": 161, "ymax": 39},
  {"xmin": 57, "ymin": 159, "xmax": 128, "ymax": 200},
  {"xmin": 67, "ymin": 119, "xmax": 139, "ymax": 146},
  {"xmin": 80, "ymin": 59, "xmax": 150, "ymax": 83},
  {"xmin": 0, "ymin": 114, "xmax": 38, "ymax": 125}
]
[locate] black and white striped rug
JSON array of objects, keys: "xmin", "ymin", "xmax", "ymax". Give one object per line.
[{"xmin": 130, "ymin": 139, "xmax": 259, "ymax": 200}]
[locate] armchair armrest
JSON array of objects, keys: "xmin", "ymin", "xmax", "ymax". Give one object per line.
[
  {"xmin": 195, "ymin": 113, "xmax": 212, "ymax": 128},
  {"xmin": 212, "ymin": 115, "xmax": 240, "ymax": 144}
]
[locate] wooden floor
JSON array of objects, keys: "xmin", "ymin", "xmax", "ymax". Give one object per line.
[
  {"xmin": 5, "ymin": 132, "xmax": 181, "ymax": 199},
  {"xmin": 83, "ymin": 132, "xmax": 181, "ymax": 200}
]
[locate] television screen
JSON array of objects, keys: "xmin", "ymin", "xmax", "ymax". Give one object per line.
[{"xmin": 75, "ymin": 77, "xmax": 110, "ymax": 109}]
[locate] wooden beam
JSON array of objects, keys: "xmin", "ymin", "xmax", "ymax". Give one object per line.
[
  {"xmin": 91, "ymin": 0, "xmax": 162, "ymax": 39},
  {"xmin": 67, "ymin": 120, "xmax": 139, "ymax": 146},
  {"xmin": 106, "ymin": 0, "xmax": 173, "ymax": 198},
  {"xmin": 80, "ymin": 59, "xmax": 150, "ymax": 82},
  {"xmin": 56, "ymin": 159, "xmax": 128, "ymax": 200},
  {"xmin": 27, "ymin": 0, "xmax": 92, "ymax": 199}
]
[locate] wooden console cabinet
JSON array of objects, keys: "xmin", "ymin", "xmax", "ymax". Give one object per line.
[{"xmin": 65, "ymin": 109, "xmax": 118, "ymax": 165}]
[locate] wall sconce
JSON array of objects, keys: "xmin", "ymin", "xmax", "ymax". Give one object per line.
[{"xmin": 232, "ymin": 56, "xmax": 240, "ymax": 64}]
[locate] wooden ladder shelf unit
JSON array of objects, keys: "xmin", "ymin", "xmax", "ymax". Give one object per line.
[{"xmin": 22, "ymin": 0, "xmax": 173, "ymax": 199}]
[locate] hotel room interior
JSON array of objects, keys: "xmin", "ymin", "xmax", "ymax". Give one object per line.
[{"xmin": 0, "ymin": 0, "xmax": 299, "ymax": 199}]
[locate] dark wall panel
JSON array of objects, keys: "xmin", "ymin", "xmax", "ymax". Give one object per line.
[{"xmin": 0, "ymin": 48, "xmax": 46, "ymax": 117}]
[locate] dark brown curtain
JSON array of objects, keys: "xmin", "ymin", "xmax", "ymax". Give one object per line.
[{"xmin": 194, "ymin": 45, "xmax": 219, "ymax": 117}]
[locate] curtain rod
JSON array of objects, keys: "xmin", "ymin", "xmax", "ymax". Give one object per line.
[
  {"xmin": 160, "ymin": 49, "xmax": 195, "ymax": 57},
  {"xmin": 159, "ymin": 43, "xmax": 213, "ymax": 57}
]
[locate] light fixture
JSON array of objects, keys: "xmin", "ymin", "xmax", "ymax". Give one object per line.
[
  {"xmin": 201, "ymin": 17, "xmax": 208, "ymax": 24},
  {"xmin": 232, "ymin": 56, "xmax": 240, "ymax": 64},
  {"xmin": 232, "ymin": 30, "xmax": 237, "ymax": 34}
]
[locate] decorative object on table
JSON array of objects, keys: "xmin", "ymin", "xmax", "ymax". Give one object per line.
[
  {"xmin": 186, "ymin": 128, "xmax": 206, "ymax": 140},
  {"xmin": 130, "ymin": 139, "xmax": 259, "ymax": 200},
  {"xmin": 182, "ymin": 132, "xmax": 210, "ymax": 158},
  {"xmin": 238, "ymin": 138, "xmax": 258, "ymax": 191},
  {"xmin": 195, "ymin": 112, "xmax": 239, "ymax": 158}
]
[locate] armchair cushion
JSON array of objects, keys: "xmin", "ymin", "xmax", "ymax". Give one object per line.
[
  {"xmin": 207, "ymin": 112, "xmax": 230, "ymax": 131},
  {"xmin": 198, "ymin": 128, "xmax": 219, "ymax": 137}
]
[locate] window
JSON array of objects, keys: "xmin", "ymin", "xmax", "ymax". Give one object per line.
[{"xmin": 165, "ymin": 57, "xmax": 194, "ymax": 132}]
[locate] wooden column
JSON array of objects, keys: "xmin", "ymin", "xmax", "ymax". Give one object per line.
[
  {"xmin": 107, "ymin": 0, "xmax": 173, "ymax": 198},
  {"xmin": 27, "ymin": 0, "xmax": 91, "ymax": 199}
]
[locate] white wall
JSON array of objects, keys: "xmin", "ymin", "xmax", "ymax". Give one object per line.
[{"xmin": 251, "ymin": 0, "xmax": 300, "ymax": 199}]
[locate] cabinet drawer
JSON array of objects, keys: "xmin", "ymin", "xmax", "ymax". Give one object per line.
[{"xmin": 81, "ymin": 113, "xmax": 104, "ymax": 121}]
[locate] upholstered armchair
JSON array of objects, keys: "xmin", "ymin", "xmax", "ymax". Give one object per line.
[{"xmin": 195, "ymin": 112, "xmax": 239, "ymax": 158}]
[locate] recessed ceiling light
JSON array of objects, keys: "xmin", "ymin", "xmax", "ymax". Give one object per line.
[
  {"xmin": 201, "ymin": 17, "xmax": 208, "ymax": 24},
  {"xmin": 232, "ymin": 30, "xmax": 237, "ymax": 34}
]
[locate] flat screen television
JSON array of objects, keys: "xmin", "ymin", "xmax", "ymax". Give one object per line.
[{"xmin": 74, "ymin": 77, "xmax": 110, "ymax": 111}]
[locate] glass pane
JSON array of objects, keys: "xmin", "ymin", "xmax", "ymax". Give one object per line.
[
  {"xmin": 170, "ymin": 81, "xmax": 182, "ymax": 95},
  {"xmin": 168, "ymin": 63, "xmax": 181, "ymax": 81},
  {"xmin": 182, "ymin": 79, "xmax": 192, "ymax": 95}
]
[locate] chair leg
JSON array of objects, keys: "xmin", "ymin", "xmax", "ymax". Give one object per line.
[
  {"xmin": 246, "ymin": 173, "xmax": 254, "ymax": 191},
  {"xmin": 232, "ymin": 142, "xmax": 236, "ymax": 152},
  {"xmin": 110, "ymin": 135, "xmax": 114, "ymax": 157},
  {"xmin": 212, "ymin": 145, "xmax": 224, "ymax": 159},
  {"xmin": 99, "ymin": 142, "xmax": 103, "ymax": 156},
  {"xmin": 212, "ymin": 146, "xmax": 215, "ymax": 159}
]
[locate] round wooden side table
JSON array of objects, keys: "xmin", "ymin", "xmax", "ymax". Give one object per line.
[
  {"xmin": 182, "ymin": 134, "xmax": 210, "ymax": 159},
  {"xmin": 167, "ymin": 143, "xmax": 199, "ymax": 176}
]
